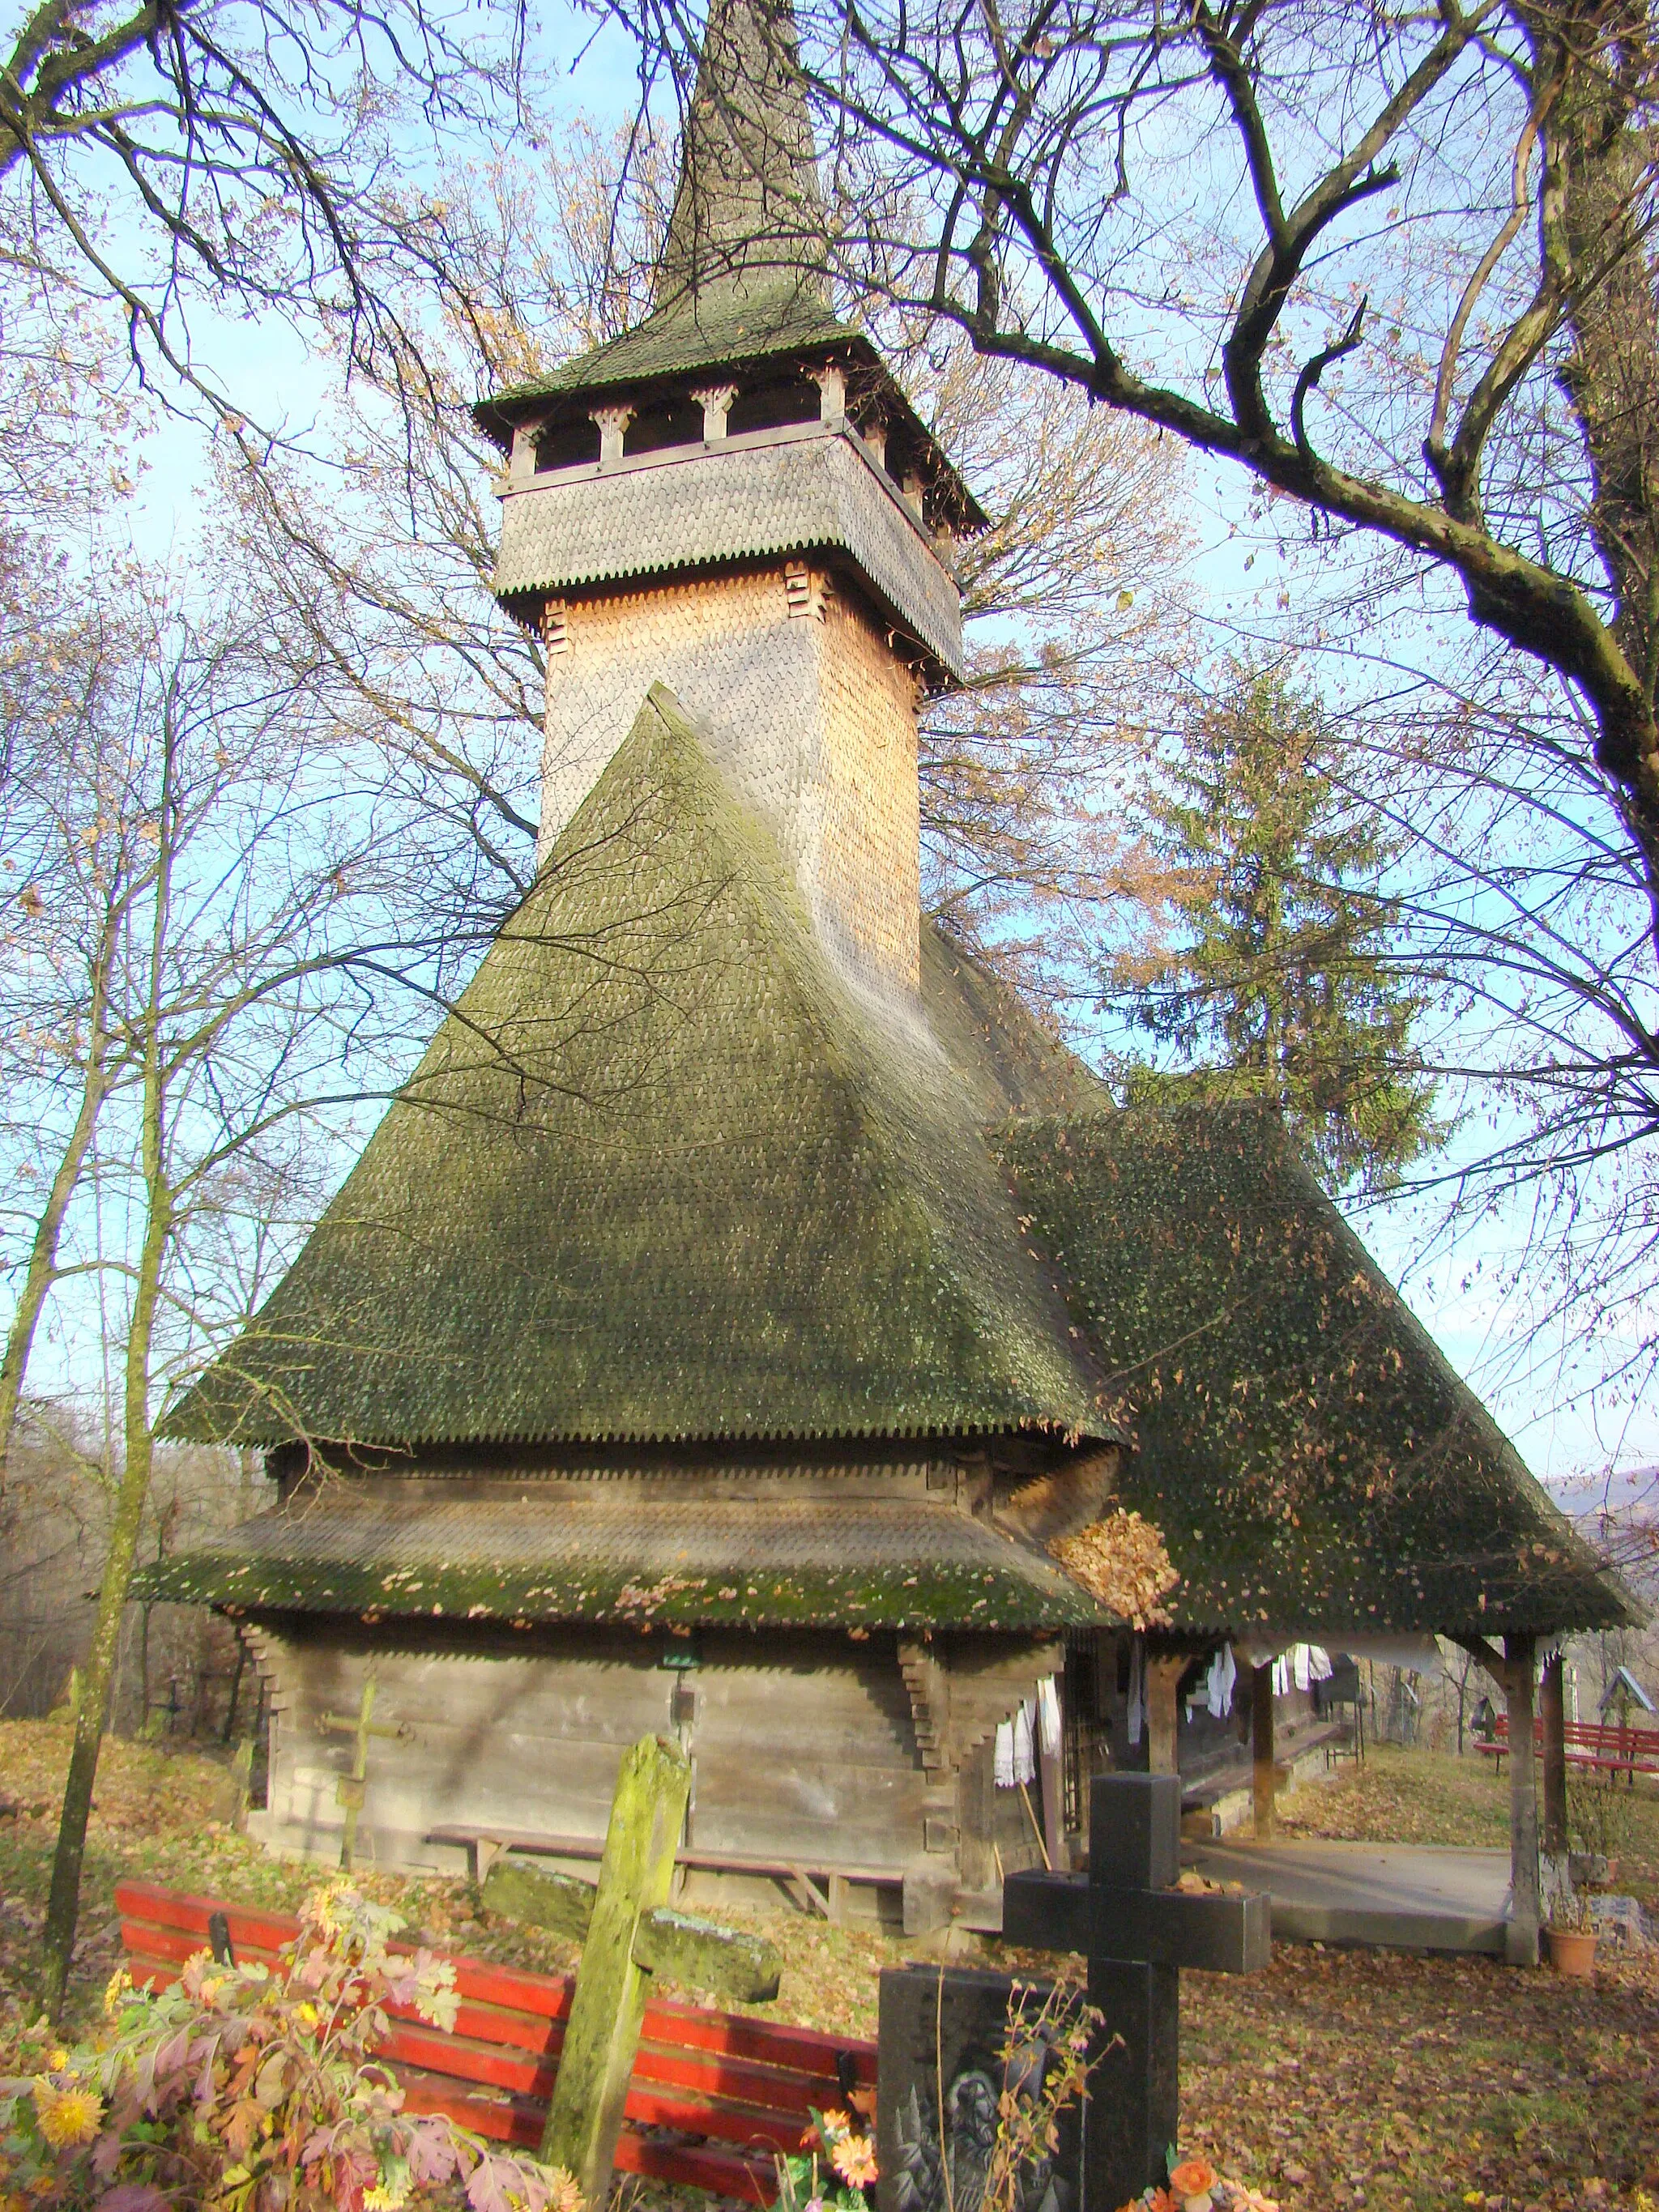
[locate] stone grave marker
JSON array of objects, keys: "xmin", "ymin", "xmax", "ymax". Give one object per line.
[
  {"xmin": 878, "ymin": 1963, "xmax": 1082, "ymax": 2212},
  {"xmin": 1004, "ymin": 1772, "xmax": 1270, "ymax": 2210}
]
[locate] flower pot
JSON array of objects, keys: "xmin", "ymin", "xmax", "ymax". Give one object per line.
[
  {"xmin": 1546, "ymin": 1926, "xmax": 1597, "ymax": 1980},
  {"xmin": 1568, "ymin": 1852, "xmax": 1615, "ymax": 1888}
]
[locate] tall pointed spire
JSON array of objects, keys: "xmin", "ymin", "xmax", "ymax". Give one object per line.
[{"xmin": 655, "ymin": 0, "xmax": 826, "ymax": 313}]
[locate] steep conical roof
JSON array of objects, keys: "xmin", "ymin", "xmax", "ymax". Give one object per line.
[
  {"xmin": 657, "ymin": 0, "xmax": 826, "ymax": 313},
  {"xmin": 168, "ymin": 688, "xmax": 1112, "ymax": 1449}
]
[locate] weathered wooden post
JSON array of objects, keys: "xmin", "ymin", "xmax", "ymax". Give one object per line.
[
  {"xmin": 1003, "ymin": 1772, "xmax": 1269, "ymax": 2211},
  {"xmin": 1251, "ymin": 1662, "xmax": 1276, "ymax": 1840},
  {"xmin": 1145, "ymin": 1652, "xmax": 1185, "ymax": 1774},
  {"xmin": 539, "ymin": 1734, "xmax": 690, "ymax": 2195},
  {"xmin": 1454, "ymin": 1631, "xmax": 1543, "ymax": 1963},
  {"xmin": 481, "ymin": 1733, "xmax": 783, "ymax": 2206},
  {"xmin": 1540, "ymin": 1651, "xmax": 1568, "ymax": 1860},
  {"xmin": 1503, "ymin": 1634, "xmax": 1541, "ymax": 1964}
]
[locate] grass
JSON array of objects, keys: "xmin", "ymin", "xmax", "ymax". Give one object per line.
[
  {"xmin": 1274, "ymin": 1741, "xmax": 1659, "ymax": 1908},
  {"xmin": 2, "ymin": 1722, "xmax": 1657, "ymax": 2212}
]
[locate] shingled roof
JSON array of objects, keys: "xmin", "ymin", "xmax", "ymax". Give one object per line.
[
  {"xmin": 994, "ymin": 1106, "xmax": 1626, "ymax": 1637},
  {"xmin": 139, "ymin": 1485, "xmax": 1110, "ymax": 1632},
  {"xmin": 168, "ymin": 687, "xmax": 1113, "ymax": 1450},
  {"xmin": 164, "ymin": 692, "xmax": 1626, "ymax": 1635}
]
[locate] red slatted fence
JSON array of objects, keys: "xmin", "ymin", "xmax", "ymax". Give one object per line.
[{"xmin": 1473, "ymin": 1716, "xmax": 1659, "ymax": 1779}]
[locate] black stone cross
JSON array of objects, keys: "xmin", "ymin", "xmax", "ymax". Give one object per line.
[{"xmin": 1004, "ymin": 1773, "xmax": 1270, "ymax": 2210}]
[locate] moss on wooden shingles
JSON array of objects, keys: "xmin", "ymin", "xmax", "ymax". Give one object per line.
[
  {"xmin": 135, "ymin": 1552, "xmax": 1105, "ymax": 1630},
  {"xmin": 488, "ymin": 284, "xmax": 852, "ymax": 407},
  {"xmin": 168, "ymin": 688, "xmax": 1110, "ymax": 1451},
  {"xmin": 996, "ymin": 1106, "xmax": 1627, "ymax": 1636}
]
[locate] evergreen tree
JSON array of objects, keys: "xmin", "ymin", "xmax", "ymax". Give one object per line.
[{"xmin": 1115, "ymin": 667, "xmax": 1441, "ymax": 1195}]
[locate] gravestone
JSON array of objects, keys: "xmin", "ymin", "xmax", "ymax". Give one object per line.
[
  {"xmin": 1003, "ymin": 1772, "xmax": 1269, "ymax": 2211},
  {"xmin": 878, "ymin": 1964, "xmax": 1082, "ymax": 2212}
]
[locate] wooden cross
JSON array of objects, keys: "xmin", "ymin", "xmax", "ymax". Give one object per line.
[
  {"xmin": 316, "ymin": 1672, "xmax": 411, "ymax": 1870},
  {"xmin": 1003, "ymin": 1772, "xmax": 1269, "ymax": 2210},
  {"xmin": 481, "ymin": 1733, "xmax": 783, "ymax": 2205}
]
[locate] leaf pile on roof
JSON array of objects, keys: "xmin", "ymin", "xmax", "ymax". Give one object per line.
[{"xmin": 1050, "ymin": 1509, "xmax": 1179, "ymax": 1629}]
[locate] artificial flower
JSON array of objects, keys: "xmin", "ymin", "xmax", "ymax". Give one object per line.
[
  {"xmin": 1169, "ymin": 2163, "xmax": 1218, "ymax": 2197},
  {"xmin": 830, "ymin": 2134, "xmax": 877, "ymax": 2189}
]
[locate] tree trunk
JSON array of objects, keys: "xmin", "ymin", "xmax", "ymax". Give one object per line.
[
  {"xmin": 41, "ymin": 805, "xmax": 173, "ymax": 2022},
  {"xmin": 0, "ymin": 940, "xmax": 117, "ymax": 1490},
  {"xmin": 1519, "ymin": 0, "xmax": 1659, "ymax": 910},
  {"xmin": 1252, "ymin": 1663, "xmax": 1276, "ymax": 1840}
]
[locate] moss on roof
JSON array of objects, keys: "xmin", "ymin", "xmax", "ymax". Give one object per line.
[
  {"xmin": 996, "ymin": 1106, "xmax": 1627, "ymax": 1637},
  {"xmin": 135, "ymin": 1492, "xmax": 1108, "ymax": 1631},
  {"xmin": 489, "ymin": 285, "xmax": 851, "ymax": 411},
  {"xmin": 168, "ymin": 688, "xmax": 1112, "ymax": 1451}
]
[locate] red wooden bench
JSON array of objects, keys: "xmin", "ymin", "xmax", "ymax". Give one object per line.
[
  {"xmin": 1473, "ymin": 1715, "xmax": 1659, "ymax": 1779},
  {"xmin": 116, "ymin": 1882, "xmax": 876, "ymax": 2205}
]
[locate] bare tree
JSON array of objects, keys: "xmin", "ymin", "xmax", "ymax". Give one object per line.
[
  {"xmin": 0, "ymin": 0, "xmax": 529, "ymax": 426},
  {"xmin": 604, "ymin": 0, "xmax": 1659, "ymax": 959},
  {"xmin": 5, "ymin": 570, "xmax": 425, "ymax": 2012}
]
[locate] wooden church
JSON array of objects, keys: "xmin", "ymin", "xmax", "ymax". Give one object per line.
[{"xmin": 156, "ymin": 0, "xmax": 1624, "ymax": 1931}]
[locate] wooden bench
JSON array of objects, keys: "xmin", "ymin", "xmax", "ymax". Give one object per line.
[
  {"xmin": 116, "ymin": 1881, "xmax": 876, "ymax": 2205},
  {"xmin": 424, "ymin": 1824, "xmax": 900, "ymax": 1925},
  {"xmin": 1473, "ymin": 1715, "xmax": 1659, "ymax": 1780}
]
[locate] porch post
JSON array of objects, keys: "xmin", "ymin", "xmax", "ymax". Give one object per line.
[
  {"xmin": 1145, "ymin": 1654, "xmax": 1183, "ymax": 1775},
  {"xmin": 1504, "ymin": 1634, "xmax": 1541, "ymax": 1966},
  {"xmin": 1540, "ymin": 1649, "xmax": 1568, "ymax": 1859},
  {"xmin": 1251, "ymin": 1663, "xmax": 1276, "ymax": 1840}
]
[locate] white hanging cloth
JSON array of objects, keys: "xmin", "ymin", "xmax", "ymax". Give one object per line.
[
  {"xmin": 1012, "ymin": 1698, "xmax": 1038, "ymax": 1784},
  {"xmin": 1205, "ymin": 1644, "xmax": 1237, "ymax": 1720},
  {"xmin": 1036, "ymin": 1676, "xmax": 1063, "ymax": 1758},
  {"xmin": 994, "ymin": 1719, "xmax": 1016, "ymax": 1787},
  {"xmin": 1127, "ymin": 1640, "xmax": 1145, "ymax": 1745}
]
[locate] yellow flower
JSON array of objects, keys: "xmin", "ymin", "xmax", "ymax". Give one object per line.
[
  {"xmin": 32, "ymin": 2080, "xmax": 104, "ymax": 2150},
  {"xmin": 103, "ymin": 1967, "xmax": 133, "ymax": 2017},
  {"xmin": 296, "ymin": 2002, "xmax": 320, "ymax": 2027},
  {"xmin": 46, "ymin": 2051, "xmax": 67, "ymax": 2070}
]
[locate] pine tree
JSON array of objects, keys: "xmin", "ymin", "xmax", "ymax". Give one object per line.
[{"xmin": 1115, "ymin": 666, "xmax": 1441, "ymax": 1194}]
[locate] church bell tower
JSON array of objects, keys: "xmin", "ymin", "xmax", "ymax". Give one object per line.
[{"xmin": 472, "ymin": 0, "xmax": 983, "ymax": 1008}]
